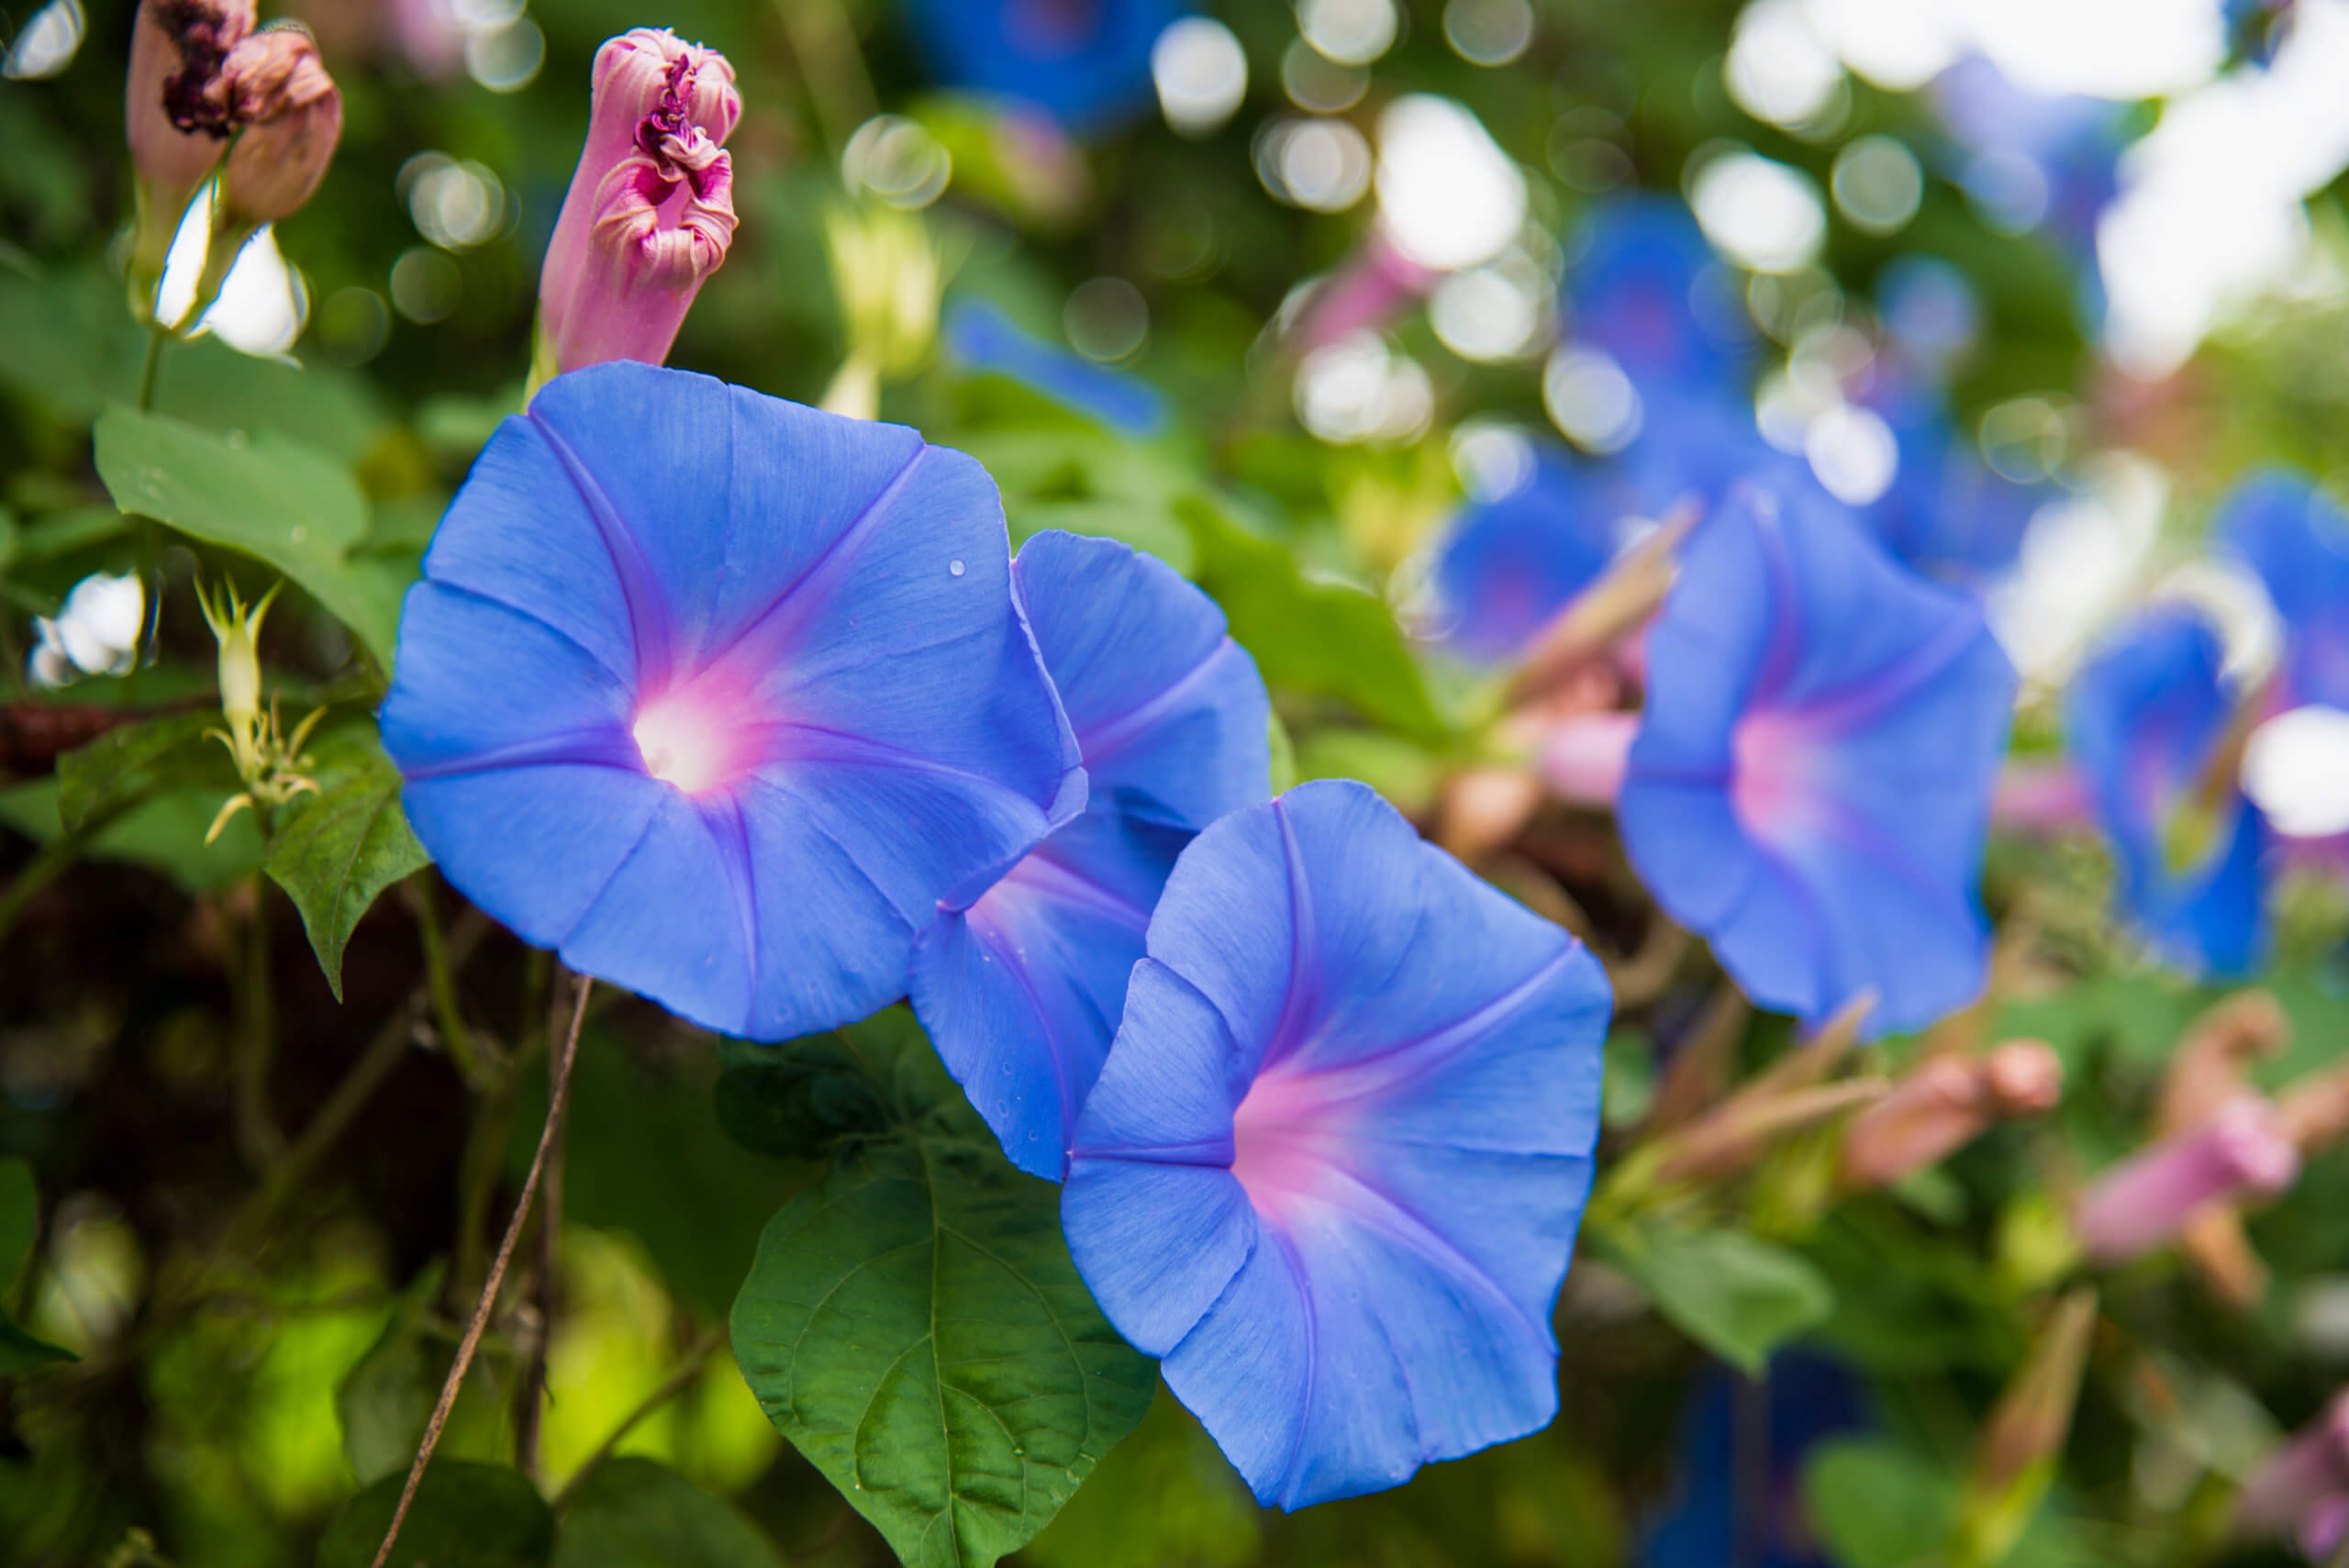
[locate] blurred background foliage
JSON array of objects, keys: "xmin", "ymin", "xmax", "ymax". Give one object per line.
[{"xmin": 5, "ymin": 0, "xmax": 2349, "ymax": 1564}]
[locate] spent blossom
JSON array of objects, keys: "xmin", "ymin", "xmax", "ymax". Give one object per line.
[
  {"xmin": 124, "ymin": 0, "xmax": 255, "ymax": 313},
  {"xmin": 536, "ymin": 30, "xmax": 740, "ymax": 383}
]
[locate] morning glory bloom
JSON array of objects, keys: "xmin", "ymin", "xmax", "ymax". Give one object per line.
[
  {"xmin": 1930, "ymin": 55, "xmax": 2122, "ymax": 259},
  {"xmin": 1861, "ymin": 402, "xmax": 2055, "ymax": 582},
  {"xmin": 901, "ymin": 0, "xmax": 1183, "ymax": 131},
  {"xmin": 909, "ymin": 529, "xmax": 1267, "ymax": 1178},
  {"xmin": 380, "ymin": 362, "xmax": 1079, "ymax": 1040},
  {"xmin": 1432, "ymin": 443, "xmax": 1632, "ymax": 664},
  {"xmin": 1564, "ymin": 196, "xmax": 1752, "ymax": 405},
  {"xmin": 1063, "ymin": 780, "xmax": 1610, "ymax": 1508},
  {"xmin": 944, "ymin": 298, "xmax": 1167, "ymax": 439},
  {"xmin": 2065, "ymin": 607, "xmax": 2270, "ymax": 977},
  {"xmin": 1618, "ymin": 484, "xmax": 2017, "ymax": 1032},
  {"xmin": 2217, "ymin": 468, "xmax": 2349, "ymax": 710}
]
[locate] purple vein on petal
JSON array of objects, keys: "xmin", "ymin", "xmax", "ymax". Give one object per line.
[
  {"xmin": 698, "ymin": 790, "xmax": 763, "ymax": 1030},
  {"xmin": 995, "ymin": 842, "xmax": 1154, "ymax": 931},
  {"xmin": 1765, "ymin": 610, "xmax": 1987, "ymax": 739},
  {"xmin": 418, "ymin": 579, "xmax": 639, "ymax": 697},
  {"xmin": 554, "ymin": 791, "xmax": 669, "ymax": 949},
  {"xmin": 1074, "ymin": 637, "xmax": 1243, "ymax": 765},
  {"xmin": 701, "ymin": 442, "xmax": 930, "ymax": 673},
  {"xmin": 1264, "ymin": 797, "xmax": 1321, "ymax": 1073},
  {"xmin": 1316, "ymin": 1162, "xmax": 1553, "ymax": 1351},
  {"xmin": 397, "ymin": 726, "xmax": 645, "ymax": 781},
  {"xmin": 527, "ymin": 409, "xmax": 679, "ymax": 695},
  {"xmin": 1274, "ymin": 947, "xmax": 1576, "ymax": 1114},
  {"xmin": 752, "ymin": 720, "xmax": 1053, "ymax": 819},
  {"xmin": 1745, "ymin": 501, "xmax": 1809, "ymax": 710}
]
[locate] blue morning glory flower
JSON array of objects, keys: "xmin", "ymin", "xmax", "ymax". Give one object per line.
[
  {"xmin": 1564, "ymin": 195, "xmax": 1753, "ymax": 405},
  {"xmin": 2065, "ymin": 606, "xmax": 2270, "ymax": 977},
  {"xmin": 379, "ymin": 361, "xmax": 1080, "ymax": 1040},
  {"xmin": 1618, "ymin": 484, "xmax": 2016, "ymax": 1032},
  {"xmin": 2216, "ymin": 468, "xmax": 2349, "ymax": 710},
  {"xmin": 901, "ymin": 0, "xmax": 1183, "ymax": 131},
  {"xmin": 1930, "ymin": 56, "xmax": 2122, "ymax": 259},
  {"xmin": 1063, "ymin": 779, "xmax": 1611, "ymax": 1509},
  {"xmin": 909, "ymin": 529, "xmax": 1268, "ymax": 1178},
  {"xmin": 1860, "ymin": 394, "xmax": 2055, "ymax": 583},
  {"xmin": 1432, "ymin": 442, "xmax": 1633, "ymax": 664},
  {"xmin": 944, "ymin": 297, "xmax": 1168, "ymax": 438}
]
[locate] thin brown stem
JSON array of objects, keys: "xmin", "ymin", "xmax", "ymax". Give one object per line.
[
  {"xmin": 516, "ymin": 972, "xmax": 574, "ymax": 1482},
  {"xmin": 370, "ymin": 972, "xmax": 592, "ymax": 1568}
]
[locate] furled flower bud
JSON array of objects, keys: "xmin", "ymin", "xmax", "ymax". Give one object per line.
[
  {"xmin": 2074, "ymin": 1095, "xmax": 2300, "ymax": 1264},
  {"xmin": 1958, "ymin": 1288, "xmax": 2099, "ymax": 1564},
  {"xmin": 2235, "ymin": 1392, "xmax": 2349, "ymax": 1543},
  {"xmin": 125, "ymin": 0, "xmax": 257, "ymax": 312},
  {"xmin": 1839, "ymin": 1041, "xmax": 2063, "ymax": 1192},
  {"xmin": 215, "ymin": 26, "xmax": 343, "ymax": 227},
  {"xmin": 2158, "ymin": 990, "xmax": 2289, "ymax": 1137},
  {"xmin": 535, "ymin": 29, "xmax": 741, "ymax": 384}
]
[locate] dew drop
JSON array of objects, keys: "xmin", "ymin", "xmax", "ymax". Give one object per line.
[
  {"xmin": 948, "ymin": 558, "xmax": 966, "ymax": 577},
  {"xmin": 288, "ymin": 525, "xmax": 307, "ymax": 545}
]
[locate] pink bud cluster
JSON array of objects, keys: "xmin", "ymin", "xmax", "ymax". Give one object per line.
[{"xmin": 536, "ymin": 29, "xmax": 742, "ymax": 381}]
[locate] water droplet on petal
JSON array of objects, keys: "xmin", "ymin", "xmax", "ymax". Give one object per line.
[{"xmin": 948, "ymin": 558, "xmax": 966, "ymax": 577}]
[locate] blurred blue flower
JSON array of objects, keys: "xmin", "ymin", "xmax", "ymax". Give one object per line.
[
  {"xmin": 1876, "ymin": 256, "xmax": 1984, "ymax": 379},
  {"xmin": 911, "ymin": 530, "xmax": 1268, "ymax": 1178},
  {"xmin": 1063, "ymin": 779, "xmax": 1610, "ymax": 1508},
  {"xmin": 1564, "ymin": 195, "xmax": 1753, "ymax": 405},
  {"xmin": 944, "ymin": 296, "xmax": 1168, "ymax": 437},
  {"xmin": 2216, "ymin": 467, "xmax": 2349, "ymax": 710},
  {"xmin": 380, "ymin": 362, "xmax": 1080, "ymax": 1040},
  {"xmin": 1432, "ymin": 443, "xmax": 1634, "ymax": 664},
  {"xmin": 1642, "ymin": 1352, "xmax": 1873, "ymax": 1568},
  {"xmin": 902, "ymin": 0, "xmax": 1183, "ymax": 131},
  {"xmin": 2065, "ymin": 607, "xmax": 2270, "ymax": 977},
  {"xmin": 1619, "ymin": 484, "xmax": 2015, "ymax": 1031},
  {"xmin": 1857, "ymin": 380, "xmax": 2057, "ymax": 583},
  {"xmin": 1930, "ymin": 56, "xmax": 2124, "ymax": 259}
]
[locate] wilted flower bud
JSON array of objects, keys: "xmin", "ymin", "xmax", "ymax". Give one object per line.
[
  {"xmin": 197, "ymin": 577, "xmax": 277, "ymax": 780},
  {"xmin": 215, "ymin": 25, "xmax": 343, "ymax": 228},
  {"xmin": 2234, "ymin": 1392, "xmax": 2349, "ymax": 1543},
  {"xmin": 2074, "ymin": 1095, "xmax": 2300, "ymax": 1264},
  {"xmin": 535, "ymin": 29, "xmax": 741, "ymax": 384},
  {"xmin": 125, "ymin": 0, "xmax": 256, "ymax": 312}
]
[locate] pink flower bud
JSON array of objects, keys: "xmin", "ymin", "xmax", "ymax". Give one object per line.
[
  {"xmin": 1542, "ymin": 709, "xmax": 1638, "ymax": 807},
  {"xmin": 1838, "ymin": 1041, "xmax": 2062, "ymax": 1191},
  {"xmin": 2235, "ymin": 1392, "xmax": 2349, "ymax": 1542},
  {"xmin": 2075, "ymin": 1095, "xmax": 2300, "ymax": 1264},
  {"xmin": 125, "ymin": 0, "xmax": 255, "ymax": 284},
  {"xmin": 214, "ymin": 27, "xmax": 343, "ymax": 226},
  {"xmin": 2303, "ymin": 1496, "xmax": 2349, "ymax": 1562},
  {"xmin": 537, "ymin": 29, "xmax": 741, "ymax": 379}
]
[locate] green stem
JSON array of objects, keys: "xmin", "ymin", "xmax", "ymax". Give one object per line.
[
  {"xmin": 136, "ymin": 324, "xmax": 167, "ymax": 413},
  {"xmin": 408, "ymin": 876, "xmax": 486, "ymax": 1090},
  {"xmin": 549, "ymin": 1322, "xmax": 725, "ymax": 1511},
  {"xmin": 232, "ymin": 874, "xmax": 285, "ymax": 1171},
  {"xmin": 771, "ymin": 0, "xmax": 878, "ymax": 156}
]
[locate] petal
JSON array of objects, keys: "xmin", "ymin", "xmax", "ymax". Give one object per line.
[
  {"xmin": 379, "ymin": 581, "xmax": 638, "ymax": 775},
  {"xmin": 909, "ymin": 839, "xmax": 1161, "ymax": 1178},
  {"xmin": 1067, "ymin": 958, "xmax": 1249, "ymax": 1162},
  {"xmin": 1161, "ymin": 1227, "xmax": 1421, "ymax": 1510},
  {"xmin": 1062, "ymin": 1160, "xmax": 1258, "ymax": 1360},
  {"xmin": 1569, "ymin": 196, "xmax": 1751, "ymax": 395},
  {"xmin": 1433, "ymin": 447, "xmax": 1624, "ymax": 665},
  {"xmin": 2216, "ymin": 467, "xmax": 2349, "ymax": 709},
  {"xmin": 399, "ymin": 763, "xmax": 662, "ymax": 951},
  {"xmin": 560, "ymin": 790, "xmax": 756, "ymax": 1035},
  {"xmin": 1011, "ymin": 529, "xmax": 1269, "ymax": 827}
]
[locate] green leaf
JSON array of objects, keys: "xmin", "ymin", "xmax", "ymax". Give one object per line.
[
  {"xmin": 514, "ymin": 1030, "xmax": 810, "ymax": 1321},
  {"xmin": 0, "ymin": 1158, "xmax": 73, "ymax": 1375},
  {"xmin": 550, "ymin": 1458, "xmax": 782, "ymax": 1568},
  {"xmin": 91, "ymin": 406, "xmax": 408, "ymax": 666},
  {"xmin": 1178, "ymin": 495, "xmax": 1451, "ymax": 745},
  {"xmin": 729, "ymin": 1010, "xmax": 1155, "ymax": 1568},
  {"xmin": 959, "ymin": 430, "xmax": 1197, "ymax": 576},
  {"xmin": 1601, "ymin": 1222, "xmax": 1835, "ymax": 1375},
  {"xmin": 316, "ymin": 1461, "xmax": 555, "ymax": 1568},
  {"xmin": 264, "ymin": 732, "xmax": 431, "ymax": 1002},
  {"xmin": 714, "ymin": 1036, "xmax": 892, "ymax": 1163},
  {"xmin": 54, "ymin": 711, "xmax": 223, "ymax": 832},
  {"xmin": 1803, "ymin": 1440, "xmax": 1954, "ymax": 1568},
  {"xmin": 0, "ymin": 776, "xmax": 264, "ymax": 892},
  {"xmin": 337, "ymin": 1266, "xmax": 446, "ymax": 1487}
]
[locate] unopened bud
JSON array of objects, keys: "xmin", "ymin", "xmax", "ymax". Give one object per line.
[
  {"xmin": 2075, "ymin": 1095, "xmax": 2300, "ymax": 1265},
  {"xmin": 536, "ymin": 30, "xmax": 740, "ymax": 384},
  {"xmin": 1653, "ymin": 1076, "xmax": 1888, "ymax": 1186},
  {"xmin": 2158, "ymin": 990, "xmax": 2289, "ymax": 1138},
  {"xmin": 1540, "ymin": 710, "xmax": 1637, "ymax": 809},
  {"xmin": 125, "ymin": 0, "xmax": 257, "ymax": 308},
  {"xmin": 1436, "ymin": 765, "xmax": 1543, "ymax": 863},
  {"xmin": 1982, "ymin": 1040, "xmax": 2064, "ymax": 1116},
  {"xmin": 1840, "ymin": 1042, "xmax": 2062, "ymax": 1192},
  {"xmin": 1959, "ymin": 1288, "xmax": 2099, "ymax": 1564},
  {"xmin": 2235, "ymin": 1392, "xmax": 2349, "ymax": 1542},
  {"xmin": 198, "ymin": 578, "xmax": 276, "ymax": 763},
  {"xmin": 2279, "ymin": 1062, "xmax": 2349, "ymax": 1153},
  {"xmin": 216, "ymin": 27, "xmax": 342, "ymax": 225}
]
